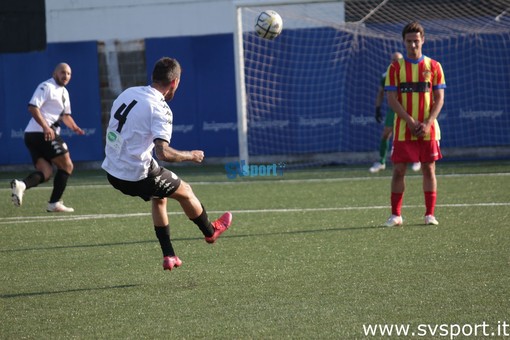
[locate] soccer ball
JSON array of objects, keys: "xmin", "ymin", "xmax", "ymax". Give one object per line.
[{"xmin": 255, "ymin": 10, "xmax": 283, "ymax": 40}]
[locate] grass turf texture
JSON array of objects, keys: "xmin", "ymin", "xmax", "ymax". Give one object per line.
[{"xmin": 1, "ymin": 161, "xmax": 509, "ymax": 339}]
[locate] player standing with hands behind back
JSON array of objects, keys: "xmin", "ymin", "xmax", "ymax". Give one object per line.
[
  {"xmin": 383, "ymin": 22, "xmax": 446, "ymax": 227},
  {"xmin": 11, "ymin": 63, "xmax": 85, "ymax": 212},
  {"xmin": 102, "ymin": 57, "xmax": 232, "ymax": 271}
]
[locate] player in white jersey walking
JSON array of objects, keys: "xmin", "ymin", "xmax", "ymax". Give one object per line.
[
  {"xmin": 102, "ymin": 57, "xmax": 232, "ymax": 271},
  {"xmin": 11, "ymin": 63, "xmax": 85, "ymax": 212}
]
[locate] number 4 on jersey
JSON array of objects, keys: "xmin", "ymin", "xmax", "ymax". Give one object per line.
[{"xmin": 113, "ymin": 100, "xmax": 137, "ymax": 133}]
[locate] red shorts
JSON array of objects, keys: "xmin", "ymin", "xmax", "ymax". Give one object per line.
[{"xmin": 391, "ymin": 140, "xmax": 442, "ymax": 163}]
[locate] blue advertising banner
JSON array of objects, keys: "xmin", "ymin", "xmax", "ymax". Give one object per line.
[
  {"xmin": 145, "ymin": 34, "xmax": 239, "ymax": 158},
  {"xmin": 1, "ymin": 29, "xmax": 508, "ymax": 165},
  {"xmin": 0, "ymin": 41, "xmax": 102, "ymax": 165}
]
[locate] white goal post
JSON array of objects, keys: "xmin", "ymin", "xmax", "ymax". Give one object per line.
[{"xmin": 233, "ymin": 0, "xmax": 344, "ymax": 165}]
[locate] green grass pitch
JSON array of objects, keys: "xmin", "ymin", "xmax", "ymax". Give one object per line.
[{"xmin": 1, "ymin": 161, "xmax": 509, "ymax": 339}]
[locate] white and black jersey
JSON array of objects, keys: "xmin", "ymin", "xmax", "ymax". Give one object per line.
[
  {"xmin": 102, "ymin": 86, "xmax": 173, "ymax": 181},
  {"xmin": 26, "ymin": 78, "xmax": 71, "ymax": 134}
]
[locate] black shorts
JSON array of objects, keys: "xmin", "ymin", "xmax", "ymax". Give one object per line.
[
  {"xmin": 24, "ymin": 132, "xmax": 69, "ymax": 165},
  {"xmin": 106, "ymin": 162, "xmax": 182, "ymax": 202}
]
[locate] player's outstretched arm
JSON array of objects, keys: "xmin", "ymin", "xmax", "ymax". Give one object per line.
[
  {"xmin": 154, "ymin": 139, "xmax": 204, "ymax": 163},
  {"xmin": 61, "ymin": 114, "xmax": 85, "ymax": 135}
]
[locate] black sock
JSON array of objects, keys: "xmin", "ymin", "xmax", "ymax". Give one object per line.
[
  {"xmin": 24, "ymin": 171, "xmax": 45, "ymax": 189},
  {"xmin": 155, "ymin": 225, "xmax": 175, "ymax": 257},
  {"xmin": 49, "ymin": 169, "xmax": 70, "ymax": 203},
  {"xmin": 191, "ymin": 204, "xmax": 214, "ymax": 237}
]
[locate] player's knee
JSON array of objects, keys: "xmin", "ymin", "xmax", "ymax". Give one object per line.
[
  {"xmin": 173, "ymin": 181, "xmax": 196, "ymax": 201},
  {"xmin": 57, "ymin": 162, "xmax": 73, "ymax": 175},
  {"xmin": 53, "ymin": 154, "xmax": 74, "ymax": 174},
  {"xmin": 393, "ymin": 166, "xmax": 407, "ymax": 177},
  {"xmin": 421, "ymin": 163, "xmax": 435, "ymax": 177},
  {"xmin": 181, "ymin": 181, "xmax": 195, "ymax": 198},
  {"xmin": 42, "ymin": 172, "xmax": 52, "ymax": 182},
  {"xmin": 66, "ymin": 161, "xmax": 74, "ymax": 174},
  {"xmin": 37, "ymin": 168, "xmax": 52, "ymax": 181}
]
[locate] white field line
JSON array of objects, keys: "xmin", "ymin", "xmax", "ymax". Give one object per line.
[
  {"xmin": 0, "ymin": 172, "xmax": 509, "ymax": 191},
  {"xmin": 1, "ymin": 202, "xmax": 509, "ymax": 225},
  {"xmin": 1, "ymin": 172, "xmax": 508, "ymax": 224}
]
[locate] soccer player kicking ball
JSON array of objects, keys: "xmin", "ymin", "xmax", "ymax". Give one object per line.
[
  {"xmin": 102, "ymin": 57, "xmax": 232, "ymax": 270},
  {"xmin": 383, "ymin": 22, "xmax": 446, "ymax": 227}
]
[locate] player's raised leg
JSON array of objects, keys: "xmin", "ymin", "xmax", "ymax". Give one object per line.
[{"xmin": 170, "ymin": 180, "xmax": 232, "ymax": 243}]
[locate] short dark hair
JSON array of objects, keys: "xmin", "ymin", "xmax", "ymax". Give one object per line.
[
  {"xmin": 402, "ymin": 21, "xmax": 425, "ymax": 40},
  {"xmin": 152, "ymin": 57, "xmax": 181, "ymax": 86}
]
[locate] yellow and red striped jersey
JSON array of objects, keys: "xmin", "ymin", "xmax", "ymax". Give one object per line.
[{"xmin": 385, "ymin": 56, "xmax": 446, "ymax": 141}]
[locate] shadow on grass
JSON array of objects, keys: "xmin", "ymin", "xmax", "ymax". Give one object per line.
[
  {"xmin": 0, "ymin": 284, "xmax": 140, "ymax": 299},
  {"xmin": 3, "ymin": 222, "xmax": 439, "ymax": 254},
  {"xmin": 1, "ymin": 224, "xmax": 391, "ymax": 254}
]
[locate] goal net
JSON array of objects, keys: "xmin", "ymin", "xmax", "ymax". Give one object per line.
[{"xmin": 233, "ymin": 0, "xmax": 510, "ymax": 166}]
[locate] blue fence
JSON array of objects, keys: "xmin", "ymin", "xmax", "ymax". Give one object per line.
[{"xmin": 1, "ymin": 29, "xmax": 509, "ymax": 165}]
